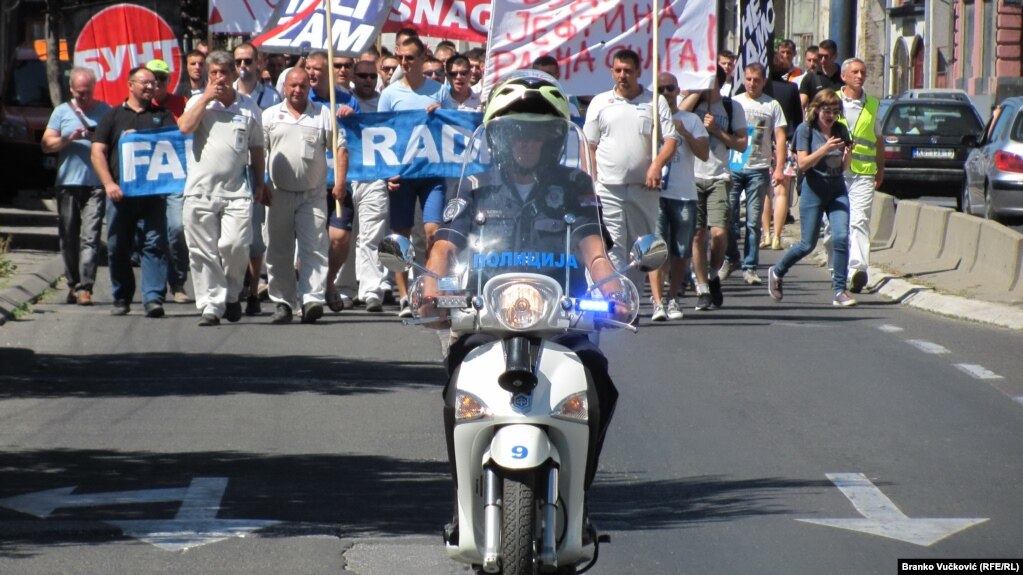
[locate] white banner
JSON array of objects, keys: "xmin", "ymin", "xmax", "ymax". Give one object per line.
[
  {"xmin": 484, "ymin": 0, "xmax": 718, "ymax": 98},
  {"xmin": 252, "ymin": 0, "xmax": 395, "ymax": 56},
  {"xmin": 209, "ymin": 0, "xmax": 280, "ymax": 34}
]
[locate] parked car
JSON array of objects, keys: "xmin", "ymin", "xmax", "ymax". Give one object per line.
[
  {"xmin": 897, "ymin": 88, "xmax": 973, "ymax": 104},
  {"xmin": 962, "ymin": 96, "xmax": 1023, "ymax": 223},
  {"xmin": 0, "ymin": 46, "xmax": 62, "ymax": 202},
  {"xmin": 879, "ymin": 98, "xmax": 986, "ymax": 207}
]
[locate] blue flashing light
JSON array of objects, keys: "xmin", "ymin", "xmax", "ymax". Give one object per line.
[{"xmin": 576, "ymin": 299, "xmax": 613, "ymax": 314}]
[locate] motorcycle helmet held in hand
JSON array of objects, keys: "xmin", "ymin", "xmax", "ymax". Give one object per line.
[{"xmin": 483, "ymin": 71, "xmax": 572, "ymax": 172}]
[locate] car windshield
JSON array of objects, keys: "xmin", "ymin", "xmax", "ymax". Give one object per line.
[
  {"xmin": 883, "ymin": 104, "xmax": 983, "ymax": 136},
  {"xmin": 4, "ymin": 59, "xmax": 52, "ymax": 107}
]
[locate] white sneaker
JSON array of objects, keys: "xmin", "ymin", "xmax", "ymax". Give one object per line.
[
  {"xmin": 743, "ymin": 269, "xmax": 762, "ymax": 285},
  {"xmin": 666, "ymin": 298, "xmax": 684, "ymax": 320},
  {"xmin": 338, "ymin": 294, "xmax": 354, "ymax": 310},
  {"xmin": 651, "ymin": 298, "xmax": 668, "ymax": 322},
  {"xmin": 398, "ymin": 297, "xmax": 413, "ymax": 318},
  {"xmin": 719, "ymin": 260, "xmax": 736, "ymax": 280}
]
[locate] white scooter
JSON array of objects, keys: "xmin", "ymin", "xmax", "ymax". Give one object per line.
[{"xmin": 379, "ymin": 230, "xmax": 666, "ymax": 574}]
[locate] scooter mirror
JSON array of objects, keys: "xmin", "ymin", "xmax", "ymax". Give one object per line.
[
  {"xmin": 379, "ymin": 234, "xmax": 415, "ymax": 273},
  {"xmin": 630, "ymin": 235, "xmax": 669, "ymax": 272}
]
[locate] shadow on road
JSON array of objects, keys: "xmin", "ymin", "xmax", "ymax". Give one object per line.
[{"xmin": 0, "ymin": 348, "xmax": 446, "ymax": 399}]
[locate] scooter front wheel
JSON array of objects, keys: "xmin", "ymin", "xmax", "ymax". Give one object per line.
[{"xmin": 500, "ymin": 471, "xmax": 537, "ymax": 575}]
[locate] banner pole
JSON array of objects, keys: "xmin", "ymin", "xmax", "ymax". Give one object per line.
[
  {"xmin": 324, "ymin": 0, "xmax": 342, "ymax": 215},
  {"xmin": 651, "ymin": 0, "xmax": 661, "ymax": 173}
]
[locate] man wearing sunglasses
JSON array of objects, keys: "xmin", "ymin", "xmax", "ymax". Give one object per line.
[
  {"xmin": 335, "ymin": 60, "xmax": 391, "ymax": 313},
  {"xmin": 422, "ymin": 56, "xmax": 446, "ymax": 86},
  {"xmin": 445, "ymin": 55, "xmax": 480, "ymax": 111},
  {"xmin": 233, "ymin": 43, "xmax": 282, "ymax": 316},
  {"xmin": 333, "ymin": 56, "xmax": 355, "ymax": 92},
  {"xmin": 799, "ymin": 39, "xmax": 843, "ymax": 110},
  {"xmin": 377, "ymin": 56, "xmax": 399, "ymax": 89},
  {"xmin": 378, "ymin": 35, "xmax": 456, "ymax": 318}
]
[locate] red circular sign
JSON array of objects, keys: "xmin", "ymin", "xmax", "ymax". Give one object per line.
[{"xmin": 74, "ymin": 4, "xmax": 182, "ymax": 105}]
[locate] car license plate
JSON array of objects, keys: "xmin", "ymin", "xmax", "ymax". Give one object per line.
[{"xmin": 912, "ymin": 148, "xmax": 955, "ymax": 159}]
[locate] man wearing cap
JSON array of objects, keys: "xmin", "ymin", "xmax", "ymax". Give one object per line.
[
  {"xmin": 146, "ymin": 59, "xmax": 191, "ymax": 304},
  {"xmin": 178, "ymin": 50, "xmax": 266, "ymax": 327}
]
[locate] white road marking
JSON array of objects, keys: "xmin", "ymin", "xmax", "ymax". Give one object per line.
[
  {"xmin": 906, "ymin": 340, "xmax": 950, "ymax": 354},
  {"xmin": 1014, "ymin": 397, "xmax": 1023, "ymax": 407},
  {"xmin": 877, "ymin": 324, "xmax": 904, "ymax": 333},
  {"xmin": 954, "ymin": 364, "xmax": 1004, "ymax": 380},
  {"xmin": 0, "ymin": 478, "xmax": 279, "ymax": 552},
  {"xmin": 797, "ymin": 473, "xmax": 988, "ymax": 546}
]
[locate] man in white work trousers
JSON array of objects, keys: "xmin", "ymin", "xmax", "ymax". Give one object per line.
[
  {"xmin": 261, "ymin": 67, "xmax": 345, "ymax": 324},
  {"xmin": 835, "ymin": 57, "xmax": 884, "ymax": 293},
  {"xmin": 178, "ymin": 50, "xmax": 266, "ymax": 327}
]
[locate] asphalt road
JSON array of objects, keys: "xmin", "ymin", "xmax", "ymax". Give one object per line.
[{"xmin": 1, "ymin": 249, "xmax": 1022, "ymax": 575}]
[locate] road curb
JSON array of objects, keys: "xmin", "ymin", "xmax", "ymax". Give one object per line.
[{"xmin": 0, "ymin": 254, "xmax": 64, "ymax": 325}]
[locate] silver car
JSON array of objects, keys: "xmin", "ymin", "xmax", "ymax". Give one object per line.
[{"xmin": 963, "ymin": 97, "xmax": 1023, "ymax": 223}]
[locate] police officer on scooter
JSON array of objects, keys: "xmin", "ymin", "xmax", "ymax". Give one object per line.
[{"xmin": 423, "ymin": 73, "xmax": 627, "ymax": 526}]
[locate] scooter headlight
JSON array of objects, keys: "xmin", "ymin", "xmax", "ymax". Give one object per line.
[
  {"xmin": 455, "ymin": 391, "xmax": 491, "ymax": 421},
  {"xmin": 551, "ymin": 391, "xmax": 588, "ymax": 423},
  {"xmin": 490, "ymin": 281, "xmax": 550, "ymax": 331}
]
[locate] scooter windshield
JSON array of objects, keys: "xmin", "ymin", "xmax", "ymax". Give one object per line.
[{"xmin": 427, "ymin": 114, "xmax": 638, "ymax": 329}]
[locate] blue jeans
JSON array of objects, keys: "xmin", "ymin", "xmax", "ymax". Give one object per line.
[
  {"xmin": 774, "ymin": 175, "xmax": 850, "ymax": 293},
  {"xmin": 657, "ymin": 197, "xmax": 696, "ymax": 258},
  {"xmin": 107, "ymin": 196, "xmax": 168, "ymax": 305},
  {"xmin": 165, "ymin": 191, "xmax": 189, "ymax": 288},
  {"xmin": 726, "ymin": 168, "xmax": 768, "ymax": 270}
]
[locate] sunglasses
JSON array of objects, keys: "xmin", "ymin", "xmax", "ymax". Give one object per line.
[
  {"xmin": 355, "ymin": 72, "xmax": 378, "ymax": 80},
  {"xmin": 397, "ymin": 54, "xmax": 417, "ymax": 62},
  {"xmin": 658, "ymin": 85, "xmax": 678, "ymax": 93},
  {"xmin": 153, "ymin": 75, "xmax": 169, "ymax": 84},
  {"xmin": 381, "ymin": 66, "xmax": 397, "ymax": 73},
  {"xmin": 333, "ymin": 62, "xmax": 353, "ymax": 69},
  {"xmin": 424, "ymin": 69, "xmax": 444, "ymax": 77},
  {"xmin": 820, "ymin": 108, "xmax": 841, "ymax": 115},
  {"xmin": 448, "ymin": 69, "xmax": 470, "ymax": 77},
  {"xmin": 235, "ymin": 58, "xmax": 253, "ymax": 65}
]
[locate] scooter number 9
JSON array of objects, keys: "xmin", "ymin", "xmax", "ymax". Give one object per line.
[{"xmin": 511, "ymin": 445, "xmax": 529, "ymax": 459}]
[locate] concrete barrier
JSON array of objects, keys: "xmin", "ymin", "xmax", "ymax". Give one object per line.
[
  {"xmin": 968, "ymin": 221, "xmax": 1023, "ymax": 292},
  {"xmin": 879, "ymin": 205, "xmax": 953, "ymax": 275},
  {"xmin": 937, "ymin": 213, "xmax": 982, "ymax": 273},
  {"xmin": 869, "ymin": 192, "xmax": 897, "ymax": 249},
  {"xmin": 888, "ymin": 200, "xmax": 923, "ymax": 254}
]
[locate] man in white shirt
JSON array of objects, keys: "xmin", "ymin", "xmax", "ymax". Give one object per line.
[
  {"xmin": 178, "ymin": 51, "xmax": 266, "ymax": 326},
  {"xmin": 725, "ymin": 62, "xmax": 787, "ymax": 286},
  {"xmin": 649, "ymin": 73, "xmax": 709, "ymax": 321},
  {"xmin": 583, "ymin": 49, "xmax": 679, "ymax": 292},
  {"xmin": 233, "ymin": 42, "xmax": 282, "ymax": 316},
  {"xmin": 262, "ymin": 68, "xmax": 343, "ymax": 324},
  {"xmin": 338, "ymin": 60, "xmax": 390, "ymax": 312}
]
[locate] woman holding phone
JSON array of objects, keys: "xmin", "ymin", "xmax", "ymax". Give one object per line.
[{"xmin": 767, "ymin": 89, "xmax": 857, "ymax": 307}]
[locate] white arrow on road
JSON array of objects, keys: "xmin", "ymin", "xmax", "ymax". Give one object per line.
[
  {"xmin": 0, "ymin": 485, "xmax": 190, "ymax": 518},
  {"xmin": 108, "ymin": 477, "xmax": 280, "ymax": 552},
  {"xmin": 0, "ymin": 477, "xmax": 280, "ymax": 551},
  {"xmin": 797, "ymin": 473, "xmax": 988, "ymax": 546}
]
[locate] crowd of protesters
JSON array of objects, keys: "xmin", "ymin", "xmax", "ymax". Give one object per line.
[{"xmin": 45, "ymin": 29, "xmax": 882, "ymax": 326}]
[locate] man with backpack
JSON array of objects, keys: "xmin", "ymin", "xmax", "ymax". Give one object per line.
[{"xmin": 681, "ymin": 65, "xmax": 747, "ymax": 310}]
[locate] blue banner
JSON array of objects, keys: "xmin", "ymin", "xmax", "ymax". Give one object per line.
[
  {"xmin": 119, "ymin": 127, "xmax": 190, "ymax": 197},
  {"xmin": 342, "ymin": 109, "xmax": 487, "ymax": 181},
  {"xmin": 118, "ymin": 112, "xmax": 491, "ymax": 197}
]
